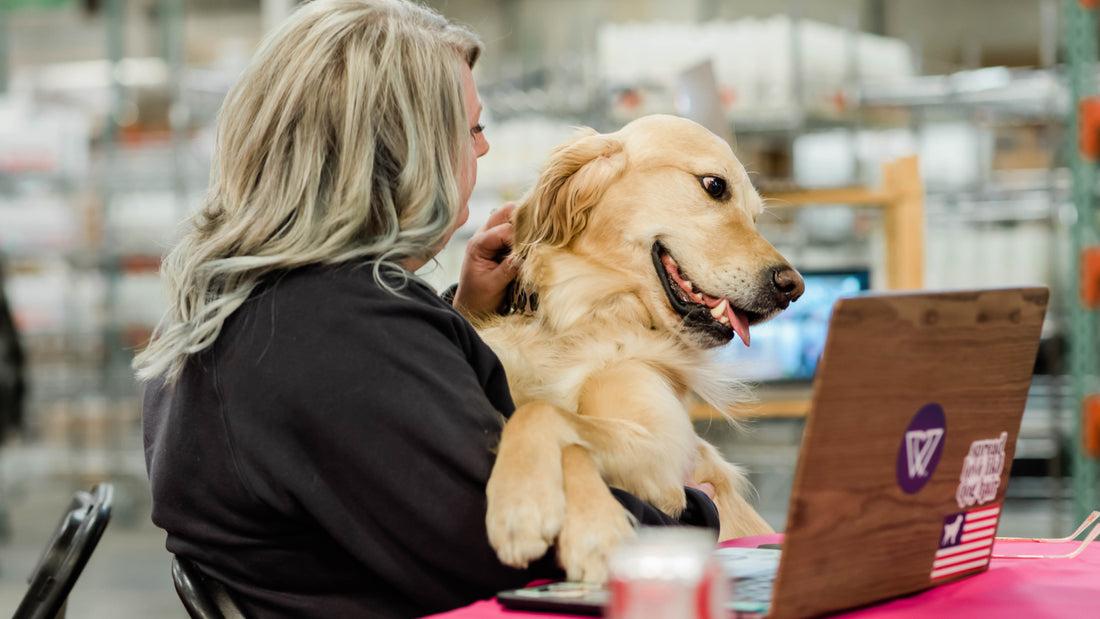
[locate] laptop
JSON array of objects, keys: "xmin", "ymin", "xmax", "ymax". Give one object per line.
[{"xmin": 498, "ymin": 287, "xmax": 1050, "ymax": 617}]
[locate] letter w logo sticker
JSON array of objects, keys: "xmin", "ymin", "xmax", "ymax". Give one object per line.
[{"xmin": 906, "ymin": 429, "xmax": 944, "ymax": 479}]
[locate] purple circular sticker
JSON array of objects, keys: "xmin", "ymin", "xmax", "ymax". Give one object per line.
[{"xmin": 896, "ymin": 403, "xmax": 947, "ymax": 494}]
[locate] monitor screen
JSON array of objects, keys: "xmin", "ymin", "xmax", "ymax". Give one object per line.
[{"xmin": 717, "ymin": 270, "xmax": 869, "ymax": 382}]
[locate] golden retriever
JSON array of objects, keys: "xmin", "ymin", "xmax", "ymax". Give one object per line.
[{"xmin": 475, "ymin": 114, "xmax": 804, "ymax": 583}]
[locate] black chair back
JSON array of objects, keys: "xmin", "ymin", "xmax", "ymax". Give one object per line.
[
  {"xmin": 13, "ymin": 483, "xmax": 114, "ymax": 619},
  {"xmin": 171, "ymin": 555, "xmax": 246, "ymax": 619}
]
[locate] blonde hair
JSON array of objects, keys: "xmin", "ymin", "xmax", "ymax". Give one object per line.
[{"xmin": 134, "ymin": 0, "xmax": 482, "ymax": 382}]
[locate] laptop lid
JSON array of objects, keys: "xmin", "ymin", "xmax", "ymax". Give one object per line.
[{"xmin": 770, "ymin": 287, "xmax": 1049, "ymax": 619}]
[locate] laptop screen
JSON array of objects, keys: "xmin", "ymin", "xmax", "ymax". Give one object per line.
[{"xmin": 717, "ymin": 269, "xmax": 869, "ymax": 382}]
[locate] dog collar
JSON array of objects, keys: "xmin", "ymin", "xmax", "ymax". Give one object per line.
[{"xmin": 503, "ymin": 281, "xmax": 540, "ymax": 316}]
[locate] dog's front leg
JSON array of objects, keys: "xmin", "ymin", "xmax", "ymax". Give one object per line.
[
  {"xmin": 556, "ymin": 444, "xmax": 635, "ymax": 583},
  {"xmin": 486, "ymin": 401, "xmax": 579, "ymax": 568},
  {"xmin": 578, "ymin": 362, "xmax": 697, "ymax": 517},
  {"xmin": 693, "ymin": 440, "xmax": 774, "ymax": 540}
]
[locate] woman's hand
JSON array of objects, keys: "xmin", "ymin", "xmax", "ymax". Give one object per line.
[
  {"xmin": 453, "ymin": 203, "xmax": 522, "ymax": 319},
  {"xmin": 686, "ymin": 478, "xmax": 716, "ymax": 501}
]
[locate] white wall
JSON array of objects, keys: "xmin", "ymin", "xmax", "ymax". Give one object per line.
[
  {"xmin": 430, "ymin": 0, "xmax": 1048, "ymax": 82},
  {"xmin": 3, "ymin": 1, "xmax": 1050, "ymax": 79},
  {"xmin": 885, "ymin": 0, "xmax": 1046, "ymax": 73}
]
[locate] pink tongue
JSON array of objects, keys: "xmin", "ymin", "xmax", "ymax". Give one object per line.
[
  {"xmin": 726, "ymin": 305, "xmax": 751, "ymax": 347},
  {"xmin": 701, "ymin": 295, "xmax": 751, "ymax": 347}
]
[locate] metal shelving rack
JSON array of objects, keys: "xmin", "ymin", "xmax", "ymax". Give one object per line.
[
  {"xmin": 1064, "ymin": 0, "xmax": 1100, "ymax": 523},
  {"xmin": 0, "ymin": 0, "xmax": 205, "ymax": 526}
]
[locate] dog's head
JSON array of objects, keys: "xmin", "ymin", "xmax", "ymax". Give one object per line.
[{"xmin": 513, "ymin": 114, "xmax": 804, "ymax": 349}]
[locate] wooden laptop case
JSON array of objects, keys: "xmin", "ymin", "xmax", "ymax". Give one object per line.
[{"xmin": 769, "ymin": 287, "xmax": 1049, "ymax": 619}]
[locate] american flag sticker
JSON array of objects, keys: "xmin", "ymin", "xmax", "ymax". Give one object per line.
[{"xmin": 931, "ymin": 505, "xmax": 1000, "ymax": 581}]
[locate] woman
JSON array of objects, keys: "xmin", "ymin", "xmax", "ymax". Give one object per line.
[{"xmin": 137, "ymin": 1, "xmax": 718, "ymax": 617}]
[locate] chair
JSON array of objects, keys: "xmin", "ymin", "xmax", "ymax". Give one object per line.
[
  {"xmin": 12, "ymin": 483, "xmax": 114, "ymax": 619},
  {"xmin": 171, "ymin": 555, "xmax": 246, "ymax": 619}
]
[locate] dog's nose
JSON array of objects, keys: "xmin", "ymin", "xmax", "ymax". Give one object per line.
[{"xmin": 772, "ymin": 266, "xmax": 805, "ymax": 306}]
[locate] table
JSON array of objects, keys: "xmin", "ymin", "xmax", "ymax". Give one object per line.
[{"xmin": 425, "ymin": 534, "xmax": 1100, "ymax": 618}]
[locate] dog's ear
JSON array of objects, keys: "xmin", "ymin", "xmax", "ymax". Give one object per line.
[{"xmin": 513, "ymin": 129, "xmax": 625, "ymax": 256}]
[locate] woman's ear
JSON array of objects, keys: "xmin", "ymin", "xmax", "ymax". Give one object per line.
[{"xmin": 513, "ymin": 128, "xmax": 626, "ymax": 257}]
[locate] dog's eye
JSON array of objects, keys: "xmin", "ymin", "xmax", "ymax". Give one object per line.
[{"xmin": 700, "ymin": 176, "xmax": 727, "ymax": 199}]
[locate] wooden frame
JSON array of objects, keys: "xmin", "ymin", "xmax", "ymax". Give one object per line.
[{"xmin": 691, "ymin": 155, "xmax": 925, "ymax": 419}]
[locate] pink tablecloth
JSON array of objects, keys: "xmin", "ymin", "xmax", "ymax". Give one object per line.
[{"xmin": 425, "ymin": 534, "xmax": 1100, "ymax": 619}]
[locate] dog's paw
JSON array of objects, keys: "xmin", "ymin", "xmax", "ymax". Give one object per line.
[
  {"xmin": 486, "ymin": 471, "xmax": 566, "ymax": 569},
  {"xmin": 556, "ymin": 494, "xmax": 635, "ymax": 584}
]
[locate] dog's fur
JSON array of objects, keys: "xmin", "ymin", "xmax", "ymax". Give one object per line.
[{"xmin": 476, "ymin": 114, "xmax": 804, "ymax": 583}]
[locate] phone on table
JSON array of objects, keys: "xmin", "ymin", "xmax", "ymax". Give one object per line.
[
  {"xmin": 496, "ymin": 582, "xmax": 606, "ymax": 616},
  {"xmin": 496, "ymin": 546, "xmax": 780, "ymax": 617}
]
